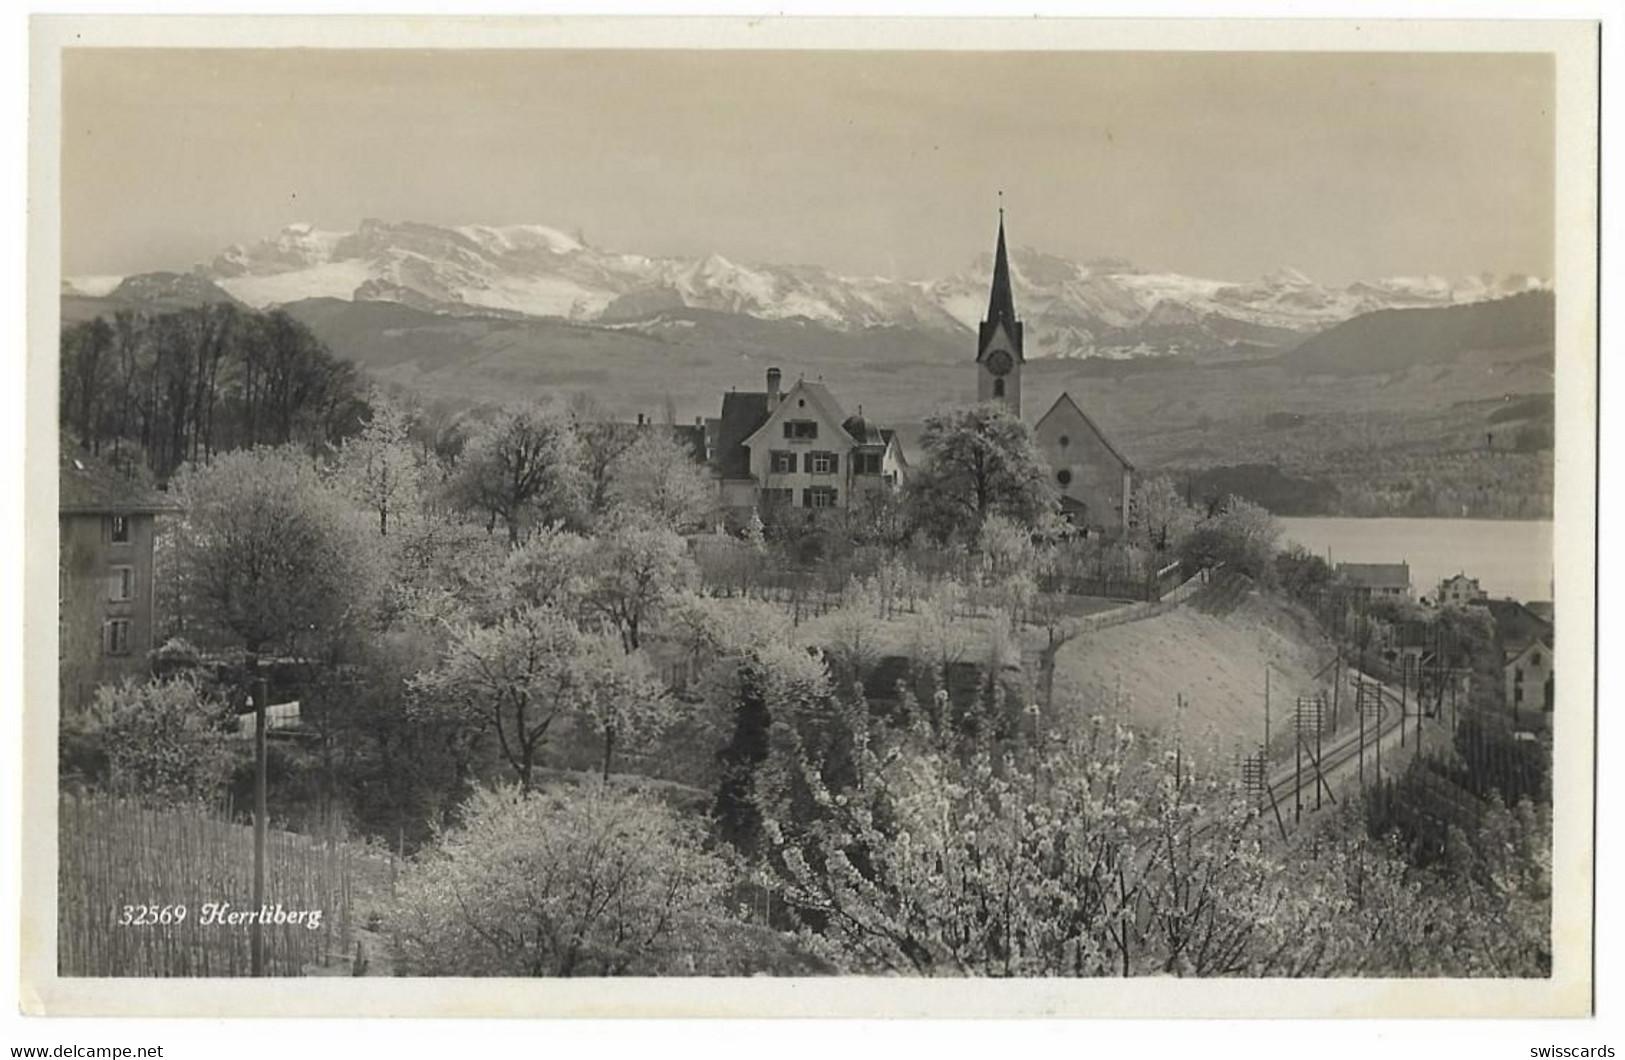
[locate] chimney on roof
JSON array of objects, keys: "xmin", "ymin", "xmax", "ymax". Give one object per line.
[
  {"xmin": 766, "ymin": 367, "xmax": 782, "ymax": 405},
  {"xmin": 636, "ymin": 412, "xmax": 645, "ymax": 427}
]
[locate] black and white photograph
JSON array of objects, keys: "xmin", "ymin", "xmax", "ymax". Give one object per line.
[{"xmin": 19, "ymin": 14, "xmax": 1601, "ymax": 1021}]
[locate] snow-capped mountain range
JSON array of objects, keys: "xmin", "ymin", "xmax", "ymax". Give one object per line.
[{"xmin": 66, "ymin": 219, "xmax": 1550, "ymax": 360}]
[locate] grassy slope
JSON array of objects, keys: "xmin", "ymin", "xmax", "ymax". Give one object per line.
[{"xmin": 1048, "ymin": 580, "xmax": 1335, "ymax": 757}]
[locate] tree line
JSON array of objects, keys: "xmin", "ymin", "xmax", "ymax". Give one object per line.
[{"xmin": 60, "ymin": 305, "xmax": 369, "ymax": 481}]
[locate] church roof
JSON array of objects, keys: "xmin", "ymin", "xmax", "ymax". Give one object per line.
[
  {"xmin": 985, "ymin": 213, "xmax": 1017, "ymax": 330},
  {"xmin": 1036, "ymin": 392, "xmax": 1135, "ymax": 471}
]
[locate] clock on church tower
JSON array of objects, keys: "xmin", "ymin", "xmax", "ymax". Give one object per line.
[{"xmin": 976, "ymin": 209, "xmax": 1024, "ymax": 416}]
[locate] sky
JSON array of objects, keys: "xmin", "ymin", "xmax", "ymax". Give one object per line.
[{"xmin": 60, "ymin": 48, "xmax": 1554, "ymax": 284}]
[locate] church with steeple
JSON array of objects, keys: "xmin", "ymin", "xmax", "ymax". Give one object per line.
[{"xmin": 976, "ymin": 208, "xmax": 1135, "ymax": 536}]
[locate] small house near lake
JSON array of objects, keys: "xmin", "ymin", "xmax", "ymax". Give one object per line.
[
  {"xmin": 1335, "ymin": 561, "xmax": 1412, "ymax": 601},
  {"xmin": 1438, "ymin": 572, "xmax": 1488, "ymax": 606}
]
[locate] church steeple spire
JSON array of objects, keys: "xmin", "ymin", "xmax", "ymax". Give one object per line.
[
  {"xmin": 975, "ymin": 199, "xmax": 1024, "ymax": 415},
  {"xmin": 986, "ymin": 199, "xmax": 1017, "ymax": 329}
]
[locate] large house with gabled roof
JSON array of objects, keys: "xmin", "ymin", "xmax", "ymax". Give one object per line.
[{"xmin": 707, "ymin": 367, "xmax": 908, "ymax": 517}]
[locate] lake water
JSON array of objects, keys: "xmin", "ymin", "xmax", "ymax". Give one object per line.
[{"xmin": 1278, "ymin": 517, "xmax": 1554, "ymax": 604}]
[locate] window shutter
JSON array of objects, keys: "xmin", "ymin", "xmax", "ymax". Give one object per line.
[
  {"xmin": 801, "ymin": 489, "xmax": 810, "ymax": 508},
  {"xmin": 828, "ymin": 452, "xmax": 839, "ymax": 474}
]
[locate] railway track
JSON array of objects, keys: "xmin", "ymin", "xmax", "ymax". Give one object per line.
[{"xmin": 1261, "ymin": 675, "xmax": 1416, "ymax": 820}]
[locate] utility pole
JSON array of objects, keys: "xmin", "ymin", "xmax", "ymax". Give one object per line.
[
  {"xmin": 1357, "ymin": 679, "xmax": 1366, "ymax": 786},
  {"xmin": 1315, "ymin": 695, "xmax": 1324, "ymax": 810},
  {"xmin": 1264, "ymin": 667, "xmax": 1271, "ymax": 765},
  {"xmin": 1294, "ymin": 697, "xmax": 1303, "ymax": 823},
  {"xmin": 251, "ymin": 672, "xmax": 268, "ymax": 978},
  {"xmin": 1175, "ymin": 693, "xmax": 1184, "ymax": 793},
  {"xmin": 1331, "ymin": 650, "xmax": 1341, "ymax": 733},
  {"xmin": 1374, "ymin": 685, "xmax": 1383, "ymax": 784},
  {"xmin": 1399, "ymin": 653, "xmax": 1408, "ymax": 749}
]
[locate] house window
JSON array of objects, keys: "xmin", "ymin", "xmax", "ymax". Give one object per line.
[
  {"xmin": 1059, "ymin": 435, "xmax": 1071, "ymax": 449},
  {"xmin": 1515, "ymin": 666, "xmax": 1524, "ymax": 681},
  {"xmin": 770, "ymin": 450, "xmax": 798, "ymax": 474},
  {"xmin": 784, "ymin": 420, "xmax": 818, "ymax": 441},
  {"xmin": 109, "ymin": 566, "xmax": 136, "ymax": 602},
  {"xmin": 108, "ymin": 515, "xmax": 131, "ymax": 544},
  {"xmin": 1056, "ymin": 469, "xmax": 1073, "ymax": 487},
  {"xmin": 993, "ymin": 378, "xmax": 1005, "ymax": 398},
  {"xmin": 809, "ymin": 451, "xmax": 838, "ymax": 475},
  {"xmin": 1514, "ymin": 687, "xmax": 1524, "ymax": 704},
  {"xmin": 1532, "ymin": 652, "xmax": 1542, "ymax": 667},
  {"xmin": 803, "ymin": 486, "xmax": 838, "ymax": 509},
  {"xmin": 854, "ymin": 452, "xmax": 883, "ymax": 475},
  {"xmin": 104, "ymin": 619, "xmax": 132, "ymax": 656}
]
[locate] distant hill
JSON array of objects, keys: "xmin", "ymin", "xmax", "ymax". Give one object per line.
[
  {"xmin": 62, "ymin": 271, "xmax": 247, "ymax": 324},
  {"xmin": 1177, "ymin": 463, "xmax": 1341, "ymax": 517},
  {"xmin": 1283, "ymin": 290, "xmax": 1554, "ymax": 377},
  {"xmin": 276, "ymin": 299, "xmax": 970, "ymax": 417},
  {"xmin": 66, "ymin": 217, "xmax": 1549, "ymax": 362}
]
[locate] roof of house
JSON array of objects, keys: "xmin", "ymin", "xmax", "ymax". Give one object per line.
[
  {"xmin": 878, "ymin": 428, "xmax": 909, "ymax": 468},
  {"xmin": 1503, "ymin": 639, "xmax": 1552, "ymax": 670},
  {"xmin": 740, "ymin": 379, "xmax": 859, "ymax": 454},
  {"xmin": 843, "ymin": 412, "xmax": 887, "ymax": 446},
  {"xmin": 713, "ymin": 391, "xmax": 771, "ymax": 480},
  {"xmin": 1441, "ymin": 573, "xmax": 1480, "ymax": 585},
  {"xmin": 1475, "ymin": 597, "xmax": 1554, "ymax": 654},
  {"xmin": 669, "ymin": 423, "xmax": 707, "ymax": 463},
  {"xmin": 59, "ymin": 442, "xmax": 182, "ymax": 515},
  {"xmin": 885, "ymin": 422, "xmax": 924, "ymax": 466},
  {"xmin": 1336, "ymin": 562, "xmax": 1411, "ymax": 589},
  {"xmin": 1036, "ymin": 392, "xmax": 1135, "ymax": 471},
  {"xmin": 710, "ymin": 378, "xmax": 908, "ymax": 480}
]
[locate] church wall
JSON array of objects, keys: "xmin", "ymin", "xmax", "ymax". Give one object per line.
[{"xmin": 1033, "ymin": 402, "xmax": 1130, "ymax": 534}]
